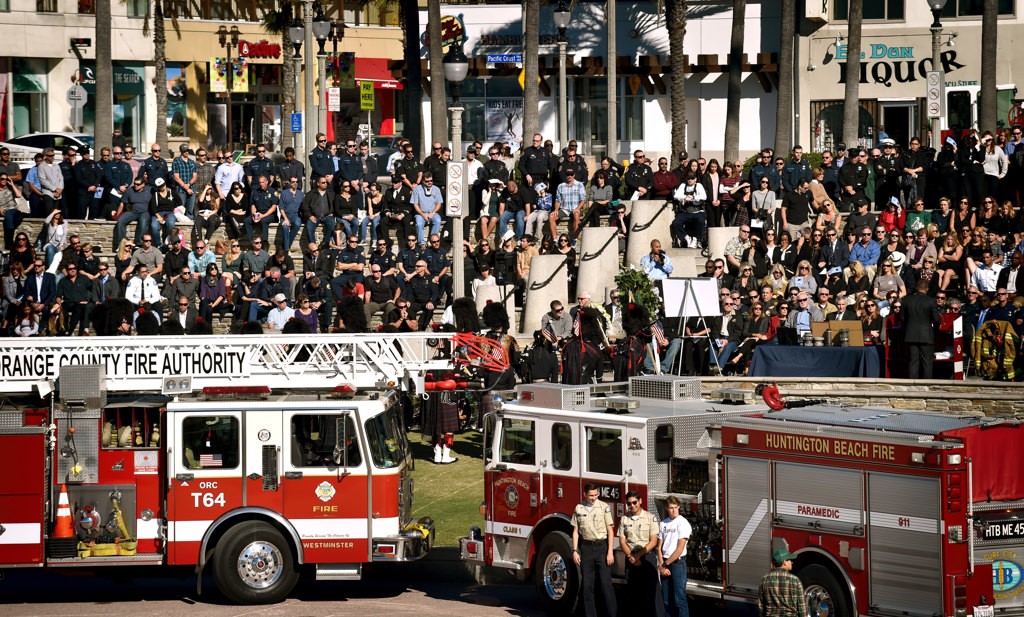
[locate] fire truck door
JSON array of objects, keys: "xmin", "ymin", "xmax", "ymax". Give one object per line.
[
  {"xmin": 867, "ymin": 473, "xmax": 942, "ymax": 615},
  {"xmin": 167, "ymin": 411, "xmax": 244, "ymax": 565},
  {"xmin": 243, "ymin": 411, "xmax": 286, "ymax": 513},
  {"xmin": 488, "ymin": 416, "xmax": 540, "ymax": 550},
  {"xmin": 723, "ymin": 456, "xmax": 771, "ymax": 594},
  {"xmin": 0, "ymin": 430, "xmax": 46, "ymax": 566}
]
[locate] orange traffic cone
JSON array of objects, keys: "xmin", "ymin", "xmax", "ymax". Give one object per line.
[{"xmin": 53, "ymin": 484, "xmax": 74, "ymax": 538}]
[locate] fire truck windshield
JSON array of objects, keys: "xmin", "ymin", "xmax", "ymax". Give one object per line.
[{"xmin": 365, "ymin": 405, "xmax": 407, "ymax": 468}]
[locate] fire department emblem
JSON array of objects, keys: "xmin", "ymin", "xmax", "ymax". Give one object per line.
[
  {"xmin": 629, "ymin": 437, "xmax": 644, "ymax": 451},
  {"xmin": 316, "ymin": 481, "xmax": 337, "ymax": 503},
  {"xmin": 993, "ymin": 556, "xmax": 1024, "ymax": 600},
  {"xmin": 504, "ymin": 485, "xmax": 520, "ymax": 509}
]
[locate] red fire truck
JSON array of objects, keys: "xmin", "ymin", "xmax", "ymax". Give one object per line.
[
  {"xmin": 460, "ymin": 376, "xmax": 1018, "ymax": 617},
  {"xmin": 0, "ymin": 332, "xmax": 464, "ymax": 604}
]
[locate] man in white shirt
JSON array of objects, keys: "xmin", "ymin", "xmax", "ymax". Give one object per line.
[
  {"xmin": 968, "ymin": 250, "xmax": 1003, "ymax": 294},
  {"xmin": 657, "ymin": 496, "xmax": 692, "ymax": 617},
  {"xmin": 125, "ymin": 266, "xmax": 163, "ymax": 312},
  {"xmin": 266, "ymin": 293, "xmax": 295, "ymax": 330},
  {"xmin": 214, "ymin": 149, "xmax": 245, "ymax": 199}
]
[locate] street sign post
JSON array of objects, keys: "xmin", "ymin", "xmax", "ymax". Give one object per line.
[
  {"xmin": 360, "ymin": 81, "xmax": 375, "ymax": 111},
  {"xmin": 67, "ymin": 84, "xmax": 87, "ymax": 108},
  {"xmin": 926, "ymin": 71, "xmax": 945, "ymax": 119},
  {"xmin": 486, "ymin": 53, "xmax": 523, "ymax": 64},
  {"xmin": 327, "ymin": 87, "xmax": 341, "ymax": 112},
  {"xmin": 291, "ymin": 113, "xmax": 302, "ymax": 133}
]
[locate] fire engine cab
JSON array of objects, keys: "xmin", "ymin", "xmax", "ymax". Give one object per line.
[
  {"xmin": 0, "ymin": 332, "xmax": 463, "ymax": 604},
  {"xmin": 461, "ymin": 376, "xmax": 1020, "ymax": 617}
]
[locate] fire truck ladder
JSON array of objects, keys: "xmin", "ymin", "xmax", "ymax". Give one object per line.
[{"xmin": 0, "ymin": 332, "xmax": 460, "ymax": 395}]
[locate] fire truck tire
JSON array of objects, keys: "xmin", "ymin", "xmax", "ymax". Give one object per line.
[
  {"xmin": 534, "ymin": 531, "xmax": 581, "ymax": 615},
  {"xmin": 799, "ymin": 564, "xmax": 852, "ymax": 617},
  {"xmin": 212, "ymin": 521, "xmax": 299, "ymax": 605}
]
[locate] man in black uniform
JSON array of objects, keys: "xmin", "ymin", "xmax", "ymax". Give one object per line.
[
  {"xmin": 900, "ymin": 137, "xmax": 932, "ymax": 204},
  {"xmin": 498, "ymin": 180, "xmax": 534, "ymax": 241},
  {"xmin": 623, "ymin": 149, "xmax": 654, "ymax": 200},
  {"xmin": 405, "ymin": 259, "xmax": 440, "ymax": 330},
  {"xmin": 480, "ymin": 146, "xmax": 510, "ymax": 184},
  {"xmin": 278, "ymin": 147, "xmax": 306, "ymax": 192},
  {"xmin": 902, "ymin": 279, "xmax": 941, "ymax": 379},
  {"xmin": 874, "ymin": 138, "xmax": 901, "ymax": 208},
  {"xmin": 396, "ymin": 234, "xmax": 422, "ymax": 295},
  {"xmin": 368, "ymin": 236, "xmax": 397, "ymax": 276},
  {"xmin": 329, "ymin": 235, "xmax": 365, "ymax": 303},
  {"xmin": 362, "ymin": 263, "xmax": 400, "ymax": 323},
  {"xmin": 518, "ymin": 133, "xmax": 554, "ymax": 189},
  {"xmin": 422, "ymin": 141, "xmax": 446, "ymax": 186},
  {"xmin": 839, "ymin": 149, "xmax": 869, "ymax": 213},
  {"xmin": 556, "ymin": 144, "xmax": 588, "ymax": 186},
  {"xmin": 73, "ymin": 146, "xmax": 102, "ymax": 220},
  {"xmin": 246, "ymin": 145, "xmax": 277, "ymax": 188},
  {"xmin": 138, "ymin": 144, "xmax": 169, "ymax": 187},
  {"xmin": 380, "ymin": 175, "xmax": 413, "ymax": 245},
  {"xmin": 309, "ymin": 133, "xmax": 334, "ymax": 185},
  {"xmin": 422, "ymin": 233, "xmax": 453, "ymax": 307},
  {"xmin": 395, "ymin": 144, "xmax": 424, "ymax": 192},
  {"xmin": 59, "ymin": 148, "xmax": 78, "ymax": 216},
  {"xmin": 246, "ymin": 175, "xmax": 279, "ymax": 246}
]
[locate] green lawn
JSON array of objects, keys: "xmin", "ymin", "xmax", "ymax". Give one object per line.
[{"xmin": 408, "ymin": 428, "xmax": 487, "ymax": 547}]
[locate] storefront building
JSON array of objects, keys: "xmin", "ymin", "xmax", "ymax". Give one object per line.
[{"xmin": 797, "ymin": 0, "xmax": 1023, "ymax": 152}]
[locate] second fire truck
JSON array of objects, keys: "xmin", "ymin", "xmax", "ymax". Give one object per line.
[{"xmin": 461, "ymin": 376, "xmax": 1018, "ymax": 617}]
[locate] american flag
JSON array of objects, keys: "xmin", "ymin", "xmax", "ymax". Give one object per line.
[
  {"xmin": 651, "ymin": 321, "xmax": 668, "ymax": 347},
  {"xmin": 541, "ymin": 323, "xmax": 557, "ymax": 343},
  {"xmin": 199, "ymin": 453, "xmax": 223, "ymax": 468},
  {"xmin": 573, "ymin": 314, "xmax": 581, "ymax": 337}
]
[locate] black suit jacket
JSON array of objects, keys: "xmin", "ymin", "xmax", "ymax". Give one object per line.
[
  {"xmin": 821, "ymin": 241, "xmax": 851, "ymax": 270},
  {"xmin": 996, "ymin": 267, "xmax": 1024, "ymax": 295},
  {"xmin": 828, "ymin": 308, "xmax": 858, "ymax": 322},
  {"xmin": 902, "ymin": 291, "xmax": 940, "ymax": 345},
  {"xmin": 710, "ymin": 312, "xmax": 746, "ymax": 343}
]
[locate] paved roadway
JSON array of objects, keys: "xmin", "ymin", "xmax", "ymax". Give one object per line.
[{"xmin": 0, "ymin": 561, "xmax": 753, "ymax": 617}]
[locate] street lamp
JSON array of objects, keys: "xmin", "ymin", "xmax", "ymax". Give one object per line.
[
  {"xmin": 217, "ymin": 24, "xmax": 241, "ymax": 149},
  {"xmin": 553, "ymin": 0, "xmax": 571, "ymax": 149},
  {"xmin": 288, "ymin": 15, "xmax": 305, "ymax": 159},
  {"xmin": 312, "ymin": 5, "xmax": 331, "ymax": 139},
  {"xmin": 443, "ymin": 39, "xmax": 469, "ymax": 299},
  {"xmin": 929, "ymin": 0, "xmax": 948, "ymax": 150}
]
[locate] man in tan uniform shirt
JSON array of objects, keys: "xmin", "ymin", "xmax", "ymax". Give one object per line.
[
  {"xmin": 572, "ymin": 482, "xmax": 617, "ymax": 617},
  {"xmin": 619, "ymin": 491, "xmax": 663, "ymax": 617}
]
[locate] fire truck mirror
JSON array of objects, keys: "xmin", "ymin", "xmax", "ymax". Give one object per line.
[{"xmin": 333, "ymin": 415, "xmax": 350, "ymax": 469}]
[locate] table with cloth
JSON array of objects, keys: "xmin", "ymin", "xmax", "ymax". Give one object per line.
[{"xmin": 747, "ymin": 345, "xmax": 882, "ymax": 378}]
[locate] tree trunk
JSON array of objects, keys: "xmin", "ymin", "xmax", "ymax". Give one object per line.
[
  {"xmin": 723, "ymin": 0, "xmax": 745, "ymax": 164},
  {"xmin": 666, "ymin": 0, "xmax": 687, "ymax": 163},
  {"xmin": 153, "ymin": 0, "xmax": 168, "ymax": 149},
  {"xmin": 94, "ymin": 0, "xmax": 112, "ymax": 152},
  {"xmin": 980, "ymin": 0, "xmax": 998, "ymax": 131},
  {"xmin": 773, "ymin": 0, "xmax": 794, "ymax": 155},
  {"xmin": 522, "ymin": 0, "xmax": 540, "ymax": 144},
  {"xmin": 401, "ymin": 0, "xmax": 422, "ymax": 151},
  {"xmin": 841, "ymin": 0, "xmax": 863, "ymax": 147},
  {"xmin": 606, "ymin": 0, "xmax": 617, "ymax": 162},
  {"xmin": 427, "ymin": 0, "xmax": 446, "ymax": 149},
  {"xmin": 280, "ymin": 5, "xmax": 295, "ymax": 152}
]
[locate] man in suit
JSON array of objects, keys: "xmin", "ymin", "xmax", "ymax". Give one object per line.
[
  {"xmin": 902, "ymin": 279, "xmax": 941, "ymax": 379},
  {"xmin": 818, "ymin": 228, "xmax": 850, "ymax": 278},
  {"xmin": 829, "ymin": 296, "xmax": 858, "ymax": 322},
  {"xmin": 996, "ymin": 250, "xmax": 1024, "ymax": 298},
  {"xmin": 710, "ymin": 297, "xmax": 745, "ymax": 371},
  {"xmin": 171, "ymin": 294, "xmax": 199, "ymax": 331},
  {"xmin": 93, "ymin": 262, "xmax": 121, "ymax": 303},
  {"xmin": 26, "ymin": 258, "xmax": 57, "ymax": 321}
]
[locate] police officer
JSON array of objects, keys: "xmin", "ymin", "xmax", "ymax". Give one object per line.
[
  {"xmin": 73, "ymin": 146, "xmax": 102, "ymax": 220},
  {"xmin": 518, "ymin": 133, "xmax": 553, "ymax": 189},
  {"xmin": 572, "ymin": 482, "xmax": 617, "ymax": 617},
  {"xmin": 618, "ymin": 491, "xmax": 663, "ymax": 617},
  {"xmin": 246, "ymin": 144, "xmax": 277, "ymax": 188},
  {"xmin": 246, "ymin": 175, "xmax": 279, "ymax": 246},
  {"xmin": 839, "ymin": 148, "xmax": 870, "ymax": 213},
  {"xmin": 104, "ymin": 146, "xmax": 133, "ymax": 220},
  {"xmin": 309, "ymin": 133, "xmax": 334, "ymax": 185}
]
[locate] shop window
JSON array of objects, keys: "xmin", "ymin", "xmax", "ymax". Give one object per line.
[
  {"xmin": 36, "ymin": 0, "xmax": 57, "ymax": 12},
  {"xmin": 621, "ymin": 90, "xmax": 644, "ymax": 142},
  {"xmin": 126, "ymin": 0, "xmax": 148, "ymax": 18},
  {"xmin": 942, "ymin": 0, "xmax": 1014, "ymax": 17},
  {"xmin": 552, "ymin": 423, "xmax": 572, "ymax": 470},
  {"xmin": 499, "ymin": 418, "xmax": 536, "ymax": 465},
  {"xmin": 291, "ymin": 413, "xmax": 361, "ymax": 467},
  {"xmin": 0, "ymin": 0, "xmax": 8, "ymax": 11},
  {"xmin": 834, "ymin": 0, "xmax": 904, "ymax": 20},
  {"xmin": 167, "ymin": 64, "xmax": 187, "ymax": 137},
  {"xmin": 586, "ymin": 426, "xmax": 622, "ymax": 476},
  {"xmin": 181, "ymin": 416, "xmax": 240, "ymax": 469}
]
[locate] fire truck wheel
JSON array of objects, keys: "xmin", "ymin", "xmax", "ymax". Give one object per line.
[
  {"xmin": 799, "ymin": 564, "xmax": 851, "ymax": 617},
  {"xmin": 534, "ymin": 531, "xmax": 580, "ymax": 615},
  {"xmin": 213, "ymin": 521, "xmax": 299, "ymax": 604}
]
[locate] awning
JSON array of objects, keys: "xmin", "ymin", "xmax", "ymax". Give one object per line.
[{"xmin": 355, "ymin": 57, "xmax": 403, "ymax": 91}]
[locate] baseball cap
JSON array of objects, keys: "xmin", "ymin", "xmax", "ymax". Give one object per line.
[
  {"xmin": 828, "ymin": 267, "xmax": 843, "ymax": 276},
  {"xmin": 179, "ymin": 144, "xmax": 191, "ymax": 153},
  {"xmin": 273, "ymin": 293, "xmax": 287, "ymax": 303},
  {"xmin": 535, "ymin": 182, "xmax": 547, "ymax": 192},
  {"xmin": 466, "ymin": 146, "xmax": 477, "ymax": 154},
  {"xmin": 154, "ymin": 177, "xmax": 165, "ymax": 187},
  {"xmin": 565, "ymin": 169, "xmax": 576, "ymax": 176},
  {"xmin": 772, "ymin": 547, "xmax": 798, "ymax": 565}
]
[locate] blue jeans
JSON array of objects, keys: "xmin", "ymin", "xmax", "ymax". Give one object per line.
[
  {"xmin": 662, "ymin": 560, "xmax": 689, "ymax": 617},
  {"xmin": 305, "ymin": 215, "xmax": 336, "ymax": 245},
  {"xmin": 359, "ymin": 214, "xmax": 380, "ymax": 243},
  {"xmin": 115, "ymin": 210, "xmax": 150, "ymax": 246},
  {"xmin": 415, "ymin": 212, "xmax": 442, "ymax": 244},
  {"xmin": 711, "ymin": 340, "xmax": 737, "ymax": 369},
  {"xmin": 644, "ymin": 338, "xmax": 682, "ymax": 374},
  {"xmin": 279, "ymin": 212, "xmax": 302, "ymax": 251},
  {"xmin": 337, "ymin": 215, "xmax": 360, "ymax": 239},
  {"xmin": 498, "ymin": 210, "xmax": 527, "ymax": 240},
  {"xmin": 244, "ymin": 211, "xmax": 278, "ymax": 245},
  {"xmin": 44, "ymin": 244, "xmax": 60, "ymax": 268},
  {"xmin": 175, "ymin": 188, "xmax": 197, "ymax": 218},
  {"xmin": 150, "ymin": 212, "xmax": 177, "ymax": 247}
]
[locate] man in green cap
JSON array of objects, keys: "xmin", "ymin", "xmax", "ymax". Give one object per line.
[{"xmin": 758, "ymin": 547, "xmax": 803, "ymax": 617}]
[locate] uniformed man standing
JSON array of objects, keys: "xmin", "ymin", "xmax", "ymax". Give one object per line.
[
  {"xmin": 572, "ymin": 482, "xmax": 617, "ymax": 617},
  {"xmin": 758, "ymin": 547, "xmax": 803, "ymax": 617},
  {"xmin": 618, "ymin": 491, "xmax": 663, "ymax": 617}
]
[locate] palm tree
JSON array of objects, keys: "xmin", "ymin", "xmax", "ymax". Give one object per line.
[
  {"xmin": 723, "ymin": 0, "xmax": 745, "ymax": 164},
  {"xmin": 153, "ymin": 0, "xmax": 168, "ymax": 148},
  {"xmin": 522, "ymin": 0, "xmax": 540, "ymax": 143},
  {"xmin": 261, "ymin": 2, "xmax": 297, "ymax": 152},
  {"xmin": 606, "ymin": 0, "xmax": 617, "ymax": 160},
  {"xmin": 400, "ymin": 0, "xmax": 422, "ymax": 152},
  {"xmin": 666, "ymin": 0, "xmax": 686, "ymax": 163},
  {"xmin": 773, "ymin": 0, "xmax": 794, "ymax": 155},
  {"xmin": 427, "ymin": 0, "xmax": 446, "ymax": 147},
  {"xmin": 980, "ymin": 0, "xmax": 997, "ymax": 131},
  {"xmin": 841, "ymin": 0, "xmax": 863, "ymax": 147},
  {"xmin": 95, "ymin": 0, "xmax": 113, "ymax": 152}
]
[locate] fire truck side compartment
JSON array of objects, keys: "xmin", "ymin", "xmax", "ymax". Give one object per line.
[
  {"xmin": 723, "ymin": 456, "xmax": 771, "ymax": 594},
  {"xmin": 0, "ymin": 412, "xmax": 47, "ymax": 567}
]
